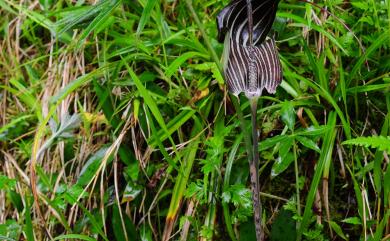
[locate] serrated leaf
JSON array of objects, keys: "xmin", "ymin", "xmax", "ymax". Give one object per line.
[
  {"xmin": 37, "ymin": 114, "xmax": 81, "ymax": 158},
  {"xmin": 342, "ymin": 136, "xmax": 390, "ymax": 152},
  {"xmin": 224, "ymin": 184, "xmax": 252, "ymax": 208},
  {"xmin": 221, "ymin": 191, "xmax": 231, "ymax": 203}
]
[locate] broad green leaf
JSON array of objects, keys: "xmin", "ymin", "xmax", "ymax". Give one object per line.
[
  {"xmin": 280, "ymin": 101, "xmax": 295, "ymax": 131},
  {"xmin": 341, "ymin": 217, "xmax": 362, "ymax": 225},
  {"xmin": 329, "ymin": 221, "xmax": 348, "ymax": 240},
  {"xmin": 294, "ymin": 126, "xmax": 329, "ymax": 136},
  {"xmin": 77, "ymin": 147, "xmax": 110, "ymax": 187},
  {"xmin": 296, "ymin": 136, "xmax": 320, "ymax": 153},
  {"xmin": 259, "ymin": 135, "xmax": 289, "ymax": 151},
  {"xmin": 272, "ymin": 152, "xmax": 294, "ymax": 177},
  {"xmin": 112, "ymin": 204, "xmax": 138, "ymax": 241}
]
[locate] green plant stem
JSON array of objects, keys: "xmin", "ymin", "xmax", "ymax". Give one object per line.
[
  {"xmin": 250, "ymin": 97, "xmax": 263, "ymax": 241},
  {"xmin": 185, "ymin": 0, "xmax": 252, "ymax": 159},
  {"xmin": 185, "ymin": 0, "xmax": 253, "ymax": 174},
  {"xmin": 186, "ymin": 1, "xmax": 262, "ymax": 239},
  {"xmin": 292, "ymin": 131, "xmax": 301, "ymax": 237}
]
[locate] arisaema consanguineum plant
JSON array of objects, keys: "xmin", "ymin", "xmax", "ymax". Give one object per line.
[{"xmin": 217, "ymin": 0, "xmax": 282, "ymax": 240}]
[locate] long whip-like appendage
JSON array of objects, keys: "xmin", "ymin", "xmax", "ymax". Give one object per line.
[
  {"xmin": 246, "ymin": 1, "xmax": 263, "ymax": 240},
  {"xmin": 246, "ymin": 0, "xmax": 253, "ymax": 45},
  {"xmin": 249, "ymin": 97, "xmax": 263, "ymax": 241}
]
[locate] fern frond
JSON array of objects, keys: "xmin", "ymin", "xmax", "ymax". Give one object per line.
[{"xmin": 342, "ymin": 136, "xmax": 390, "ymax": 152}]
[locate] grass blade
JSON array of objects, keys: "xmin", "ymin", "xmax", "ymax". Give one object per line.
[{"xmin": 298, "ymin": 111, "xmax": 337, "ymax": 239}]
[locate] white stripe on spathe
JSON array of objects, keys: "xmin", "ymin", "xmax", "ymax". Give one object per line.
[
  {"xmin": 223, "ymin": 33, "xmax": 282, "ymax": 98},
  {"xmin": 217, "ymin": 0, "xmax": 276, "ymax": 46}
]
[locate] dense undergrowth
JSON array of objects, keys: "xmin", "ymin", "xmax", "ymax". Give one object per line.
[{"xmin": 0, "ymin": 0, "xmax": 389, "ymax": 240}]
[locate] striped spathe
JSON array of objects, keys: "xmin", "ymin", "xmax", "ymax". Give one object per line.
[
  {"xmin": 217, "ymin": 0, "xmax": 279, "ymax": 46},
  {"xmin": 223, "ymin": 33, "xmax": 282, "ymax": 98},
  {"xmin": 217, "ymin": 0, "xmax": 282, "ymax": 99}
]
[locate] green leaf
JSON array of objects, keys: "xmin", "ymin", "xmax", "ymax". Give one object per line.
[
  {"xmin": 296, "ymin": 136, "xmax": 320, "ymax": 153},
  {"xmin": 272, "ymin": 153, "xmax": 294, "ymax": 177},
  {"xmin": 122, "ymin": 182, "xmax": 142, "ymax": 202},
  {"xmin": 0, "ymin": 219, "xmax": 21, "ymax": 240},
  {"xmin": 123, "ymin": 61, "xmax": 169, "ymax": 137},
  {"xmin": 185, "ymin": 181, "xmax": 206, "ymax": 202},
  {"xmin": 351, "ymin": 2, "xmax": 369, "ymax": 10},
  {"xmin": 24, "ymin": 198, "xmax": 34, "ymax": 241},
  {"xmin": 259, "ymin": 134, "xmax": 288, "ymax": 151},
  {"xmin": 279, "ymin": 136, "xmax": 293, "ymax": 160},
  {"xmin": 349, "ymin": 31, "xmax": 390, "ymax": 82},
  {"xmin": 341, "ymin": 217, "xmax": 362, "ymax": 225},
  {"xmin": 52, "ymin": 234, "xmax": 97, "ymax": 241},
  {"xmin": 51, "ymin": 64, "xmax": 114, "ymax": 104},
  {"xmin": 77, "ymin": 147, "xmax": 110, "ymax": 187},
  {"xmin": 0, "ymin": 175, "xmax": 16, "ymax": 190},
  {"xmin": 272, "ymin": 136, "xmax": 294, "ymax": 177},
  {"xmin": 136, "ymin": 0, "xmax": 158, "ymax": 36},
  {"xmin": 294, "ymin": 126, "xmax": 329, "ymax": 136},
  {"xmin": 112, "ymin": 204, "xmax": 138, "ymax": 241},
  {"xmin": 298, "ymin": 112, "xmax": 337, "ymax": 239},
  {"xmin": 223, "ymin": 184, "xmax": 252, "ymax": 209},
  {"xmin": 165, "ymin": 121, "xmax": 201, "ymax": 223},
  {"xmin": 342, "ymin": 136, "xmax": 390, "ymax": 152},
  {"xmin": 63, "ymin": 185, "xmax": 88, "ymax": 205},
  {"xmin": 165, "ymin": 51, "xmax": 209, "ymax": 79},
  {"xmin": 37, "ymin": 114, "xmax": 81, "ymax": 158},
  {"xmin": 329, "ymin": 221, "xmax": 348, "ymax": 240},
  {"xmin": 77, "ymin": 0, "xmax": 121, "ymax": 48},
  {"xmin": 270, "ymin": 209, "xmax": 296, "ymax": 241},
  {"xmin": 0, "ymin": 115, "xmax": 33, "ymax": 140},
  {"xmin": 280, "ymin": 101, "xmax": 295, "ymax": 131}
]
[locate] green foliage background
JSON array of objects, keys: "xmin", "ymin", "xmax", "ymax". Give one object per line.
[{"xmin": 0, "ymin": 0, "xmax": 389, "ymax": 240}]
